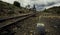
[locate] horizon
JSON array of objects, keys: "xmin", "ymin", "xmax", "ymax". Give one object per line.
[{"xmin": 1, "ymin": 0, "xmax": 60, "ymax": 11}]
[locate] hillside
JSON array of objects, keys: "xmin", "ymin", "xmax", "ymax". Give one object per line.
[
  {"xmin": 43, "ymin": 6, "xmax": 60, "ymax": 14},
  {"xmin": 0, "ymin": 1, "xmax": 32, "ymax": 19}
]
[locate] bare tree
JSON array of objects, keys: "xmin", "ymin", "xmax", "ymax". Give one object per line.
[{"xmin": 26, "ymin": 5, "xmax": 31, "ymax": 9}]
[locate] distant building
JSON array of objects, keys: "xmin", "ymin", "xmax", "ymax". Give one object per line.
[{"xmin": 32, "ymin": 4, "xmax": 36, "ymax": 13}]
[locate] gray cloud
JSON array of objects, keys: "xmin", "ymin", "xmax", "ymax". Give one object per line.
[{"xmin": 2, "ymin": 0, "xmax": 60, "ymax": 11}]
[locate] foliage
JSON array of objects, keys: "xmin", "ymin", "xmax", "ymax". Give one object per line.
[
  {"xmin": 43, "ymin": 6, "xmax": 60, "ymax": 14},
  {"xmin": 13, "ymin": 1, "xmax": 20, "ymax": 7}
]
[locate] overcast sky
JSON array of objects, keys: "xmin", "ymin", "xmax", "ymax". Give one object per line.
[{"xmin": 2, "ymin": 0, "xmax": 60, "ymax": 11}]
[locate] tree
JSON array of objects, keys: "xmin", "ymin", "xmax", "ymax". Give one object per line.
[
  {"xmin": 26, "ymin": 5, "xmax": 31, "ymax": 9},
  {"xmin": 13, "ymin": 1, "xmax": 20, "ymax": 7},
  {"xmin": 44, "ymin": 8, "xmax": 48, "ymax": 12}
]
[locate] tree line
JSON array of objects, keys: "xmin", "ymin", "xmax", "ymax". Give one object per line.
[{"xmin": 13, "ymin": 1, "xmax": 36, "ymax": 11}]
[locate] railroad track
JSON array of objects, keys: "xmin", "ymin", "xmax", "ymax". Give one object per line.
[{"xmin": 0, "ymin": 13, "xmax": 36, "ymax": 35}]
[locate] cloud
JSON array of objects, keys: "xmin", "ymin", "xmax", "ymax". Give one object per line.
[
  {"xmin": 2, "ymin": 0, "xmax": 16, "ymax": 4},
  {"xmin": 1, "ymin": 0, "xmax": 60, "ymax": 10},
  {"xmin": 19, "ymin": 0, "xmax": 33, "ymax": 7}
]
